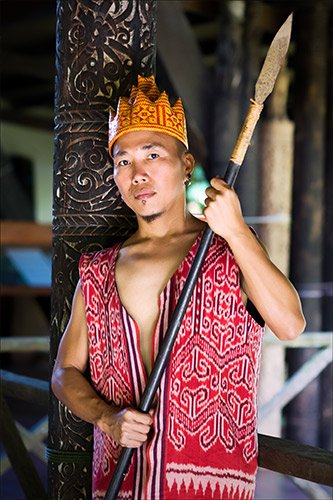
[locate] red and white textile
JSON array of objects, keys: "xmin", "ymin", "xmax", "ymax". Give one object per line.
[{"xmin": 79, "ymin": 231, "xmax": 264, "ymax": 500}]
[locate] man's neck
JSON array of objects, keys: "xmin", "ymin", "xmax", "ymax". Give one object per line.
[{"xmin": 134, "ymin": 210, "xmax": 204, "ymax": 243}]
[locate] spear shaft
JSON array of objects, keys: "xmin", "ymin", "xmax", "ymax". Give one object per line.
[{"xmin": 105, "ymin": 13, "xmax": 293, "ymax": 500}]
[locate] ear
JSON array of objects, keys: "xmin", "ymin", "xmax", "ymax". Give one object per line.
[{"xmin": 182, "ymin": 152, "xmax": 195, "ymax": 176}]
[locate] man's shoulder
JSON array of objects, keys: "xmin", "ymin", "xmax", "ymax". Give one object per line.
[{"xmin": 79, "ymin": 242, "xmax": 122, "ymax": 270}]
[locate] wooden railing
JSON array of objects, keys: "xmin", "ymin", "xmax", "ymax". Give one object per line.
[
  {"xmin": 1, "ymin": 371, "xmax": 48, "ymax": 500},
  {"xmin": 1, "ymin": 333, "xmax": 332, "ymax": 499}
]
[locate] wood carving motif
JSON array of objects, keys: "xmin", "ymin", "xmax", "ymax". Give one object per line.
[{"xmin": 49, "ymin": 1, "xmax": 157, "ymax": 498}]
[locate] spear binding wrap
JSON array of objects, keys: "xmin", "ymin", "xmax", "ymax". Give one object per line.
[{"xmin": 105, "ymin": 13, "xmax": 293, "ymax": 500}]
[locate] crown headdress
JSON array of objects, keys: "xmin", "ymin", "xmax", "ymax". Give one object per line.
[{"xmin": 109, "ymin": 75, "xmax": 188, "ymax": 155}]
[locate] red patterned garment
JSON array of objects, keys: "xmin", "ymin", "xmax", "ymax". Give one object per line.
[{"xmin": 79, "ymin": 231, "xmax": 264, "ymax": 500}]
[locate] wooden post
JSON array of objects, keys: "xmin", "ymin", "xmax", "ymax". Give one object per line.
[
  {"xmin": 237, "ymin": 0, "xmax": 262, "ymax": 216},
  {"xmin": 211, "ymin": 1, "xmax": 262, "ymax": 214},
  {"xmin": 258, "ymin": 62, "xmax": 294, "ymax": 437},
  {"xmin": 48, "ymin": 1, "xmax": 156, "ymax": 498},
  {"xmin": 211, "ymin": 2, "xmax": 245, "ymax": 178},
  {"xmin": 288, "ymin": 3, "xmax": 328, "ymax": 446},
  {"xmin": 320, "ymin": 5, "xmax": 333, "ymax": 451},
  {"xmin": 0, "ymin": 394, "xmax": 47, "ymax": 500}
]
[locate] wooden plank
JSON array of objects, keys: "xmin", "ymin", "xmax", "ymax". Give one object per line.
[
  {"xmin": 263, "ymin": 331, "xmax": 332, "ymax": 348},
  {"xmin": 289, "ymin": 476, "xmax": 331, "ymax": 500},
  {"xmin": 1, "ymin": 220, "xmax": 52, "ymax": 247},
  {"xmin": 1, "ymin": 336, "xmax": 49, "ymax": 353},
  {"xmin": 157, "ymin": 1, "xmax": 208, "ymax": 125},
  {"xmin": 1, "ymin": 374, "xmax": 332, "ymax": 488},
  {"xmin": 1, "ymin": 370, "xmax": 48, "ymax": 406},
  {"xmin": 259, "ymin": 347, "xmax": 332, "ymax": 421},
  {"xmin": 1, "ymin": 416, "xmax": 48, "ymax": 475},
  {"xmin": 157, "ymin": 0, "xmax": 210, "ymax": 155},
  {"xmin": 179, "ymin": 0, "xmax": 219, "ymax": 17},
  {"xmin": 0, "ymin": 285, "xmax": 51, "ymax": 297},
  {"xmin": 0, "ymin": 394, "xmax": 47, "ymax": 500},
  {"xmin": 258, "ymin": 434, "xmax": 333, "ymax": 487}
]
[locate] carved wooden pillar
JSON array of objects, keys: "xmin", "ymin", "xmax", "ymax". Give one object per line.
[{"xmin": 48, "ymin": 2, "xmax": 156, "ymax": 498}]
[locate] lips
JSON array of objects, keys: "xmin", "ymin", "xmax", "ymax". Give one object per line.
[{"xmin": 133, "ymin": 188, "xmax": 155, "ymax": 201}]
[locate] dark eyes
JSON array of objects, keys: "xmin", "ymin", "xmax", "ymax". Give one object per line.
[
  {"xmin": 117, "ymin": 159, "xmax": 129, "ymax": 167},
  {"xmin": 148, "ymin": 153, "xmax": 159, "ymax": 160},
  {"xmin": 116, "ymin": 153, "xmax": 159, "ymax": 167}
]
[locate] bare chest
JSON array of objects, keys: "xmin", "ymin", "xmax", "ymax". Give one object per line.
[
  {"xmin": 114, "ymin": 240, "xmax": 195, "ymax": 373},
  {"xmin": 115, "ymin": 251, "xmax": 182, "ymax": 330}
]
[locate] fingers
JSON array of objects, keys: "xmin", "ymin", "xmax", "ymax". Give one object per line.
[
  {"xmin": 117, "ymin": 408, "xmax": 153, "ymax": 448},
  {"xmin": 204, "ymin": 177, "xmax": 231, "ymax": 207},
  {"xmin": 203, "ymin": 176, "xmax": 245, "ymax": 239},
  {"xmin": 206, "ymin": 176, "xmax": 230, "ymax": 196},
  {"xmin": 123, "ymin": 408, "xmax": 153, "ymax": 427}
]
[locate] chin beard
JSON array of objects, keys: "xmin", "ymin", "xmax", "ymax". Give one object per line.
[{"xmin": 140, "ymin": 211, "xmax": 164, "ymax": 223}]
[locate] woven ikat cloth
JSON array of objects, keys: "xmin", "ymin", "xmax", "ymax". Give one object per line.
[{"xmin": 79, "ymin": 231, "xmax": 264, "ymax": 500}]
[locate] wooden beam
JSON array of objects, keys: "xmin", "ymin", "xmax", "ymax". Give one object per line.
[
  {"xmin": 180, "ymin": 0, "xmax": 219, "ymax": 18},
  {"xmin": 1, "ymin": 336, "xmax": 49, "ymax": 352},
  {"xmin": 258, "ymin": 434, "xmax": 333, "ymax": 487},
  {"xmin": 290, "ymin": 476, "xmax": 331, "ymax": 500},
  {"xmin": 263, "ymin": 331, "xmax": 332, "ymax": 348},
  {"xmin": 157, "ymin": 1, "xmax": 209, "ymax": 125},
  {"xmin": 0, "ymin": 394, "xmax": 47, "ymax": 500},
  {"xmin": 0, "ymin": 285, "xmax": 51, "ymax": 297},
  {"xmin": 1, "ymin": 220, "xmax": 52, "ymax": 247},
  {"xmin": 259, "ymin": 347, "xmax": 332, "ymax": 421},
  {"xmin": 1, "ymin": 370, "xmax": 48, "ymax": 406},
  {"xmin": 1, "ymin": 369, "xmax": 332, "ymax": 487},
  {"xmin": 157, "ymin": 0, "xmax": 211, "ymax": 163}
]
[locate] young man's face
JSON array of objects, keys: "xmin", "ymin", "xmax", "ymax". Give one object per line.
[{"xmin": 112, "ymin": 130, "xmax": 193, "ymax": 223}]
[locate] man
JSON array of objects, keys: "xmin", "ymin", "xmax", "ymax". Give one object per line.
[{"xmin": 52, "ymin": 75, "xmax": 305, "ymax": 500}]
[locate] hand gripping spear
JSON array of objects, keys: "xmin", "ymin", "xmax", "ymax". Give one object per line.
[{"xmin": 105, "ymin": 13, "xmax": 293, "ymax": 500}]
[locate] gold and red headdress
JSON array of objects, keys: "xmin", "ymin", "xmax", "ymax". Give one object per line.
[{"xmin": 108, "ymin": 75, "xmax": 188, "ymax": 155}]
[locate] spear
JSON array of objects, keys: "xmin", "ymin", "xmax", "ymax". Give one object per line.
[{"xmin": 105, "ymin": 13, "xmax": 293, "ymax": 500}]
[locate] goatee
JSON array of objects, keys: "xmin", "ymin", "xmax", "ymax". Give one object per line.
[{"xmin": 140, "ymin": 212, "xmax": 164, "ymax": 223}]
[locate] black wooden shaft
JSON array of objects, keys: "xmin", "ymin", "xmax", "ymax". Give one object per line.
[{"xmin": 104, "ymin": 160, "xmax": 240, "ymax": 500}]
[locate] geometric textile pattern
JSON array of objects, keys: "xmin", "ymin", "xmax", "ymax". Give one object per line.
[
  {"xmin": 79, "ymin": 230, "xmax": 264, "ymax": 499},
  {"xmin": 109, "ymin": 75, "xmax": 188, "ymax": 154}
]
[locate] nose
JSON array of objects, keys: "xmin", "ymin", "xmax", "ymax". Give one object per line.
[{"xmin": 131, "ymin": 161, "xmax": 149, "ymax": 184}]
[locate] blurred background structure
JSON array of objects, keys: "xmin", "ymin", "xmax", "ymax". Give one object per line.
[{"xmin": 1, "ymin": 1, "xmax": 332, "ymax": 499}]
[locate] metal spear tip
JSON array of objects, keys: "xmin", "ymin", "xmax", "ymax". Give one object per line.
[{"xmin": 255, "ymin": 12, "xmax": 293, "ymax": 105}]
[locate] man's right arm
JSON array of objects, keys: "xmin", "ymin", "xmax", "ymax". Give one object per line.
[{"xmin": 51, "ymin": 280, "xmax": 153, "ymax": 448}]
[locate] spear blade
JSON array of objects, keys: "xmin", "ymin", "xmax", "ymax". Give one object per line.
[
  {"xmin": 255, "ymin": 13, "xmax": 293, "ymax": 104},
  {"xmin": 226, "ymin": 12, "xmax": 293, "ymax": 172}
]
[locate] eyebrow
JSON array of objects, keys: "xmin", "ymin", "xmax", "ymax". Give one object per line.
[
  {"xmin": 142, "ymin": 142, "xmax": 167, "ymax": 151},
  {"xmin": 113, "ymin": 142, "xmax": 168, "ymax": 159}
]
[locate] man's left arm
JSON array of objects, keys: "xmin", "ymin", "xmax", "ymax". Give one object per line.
[{"xmin": 204, "ymin": 177, "xmax": 306, "ymax": 340}]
